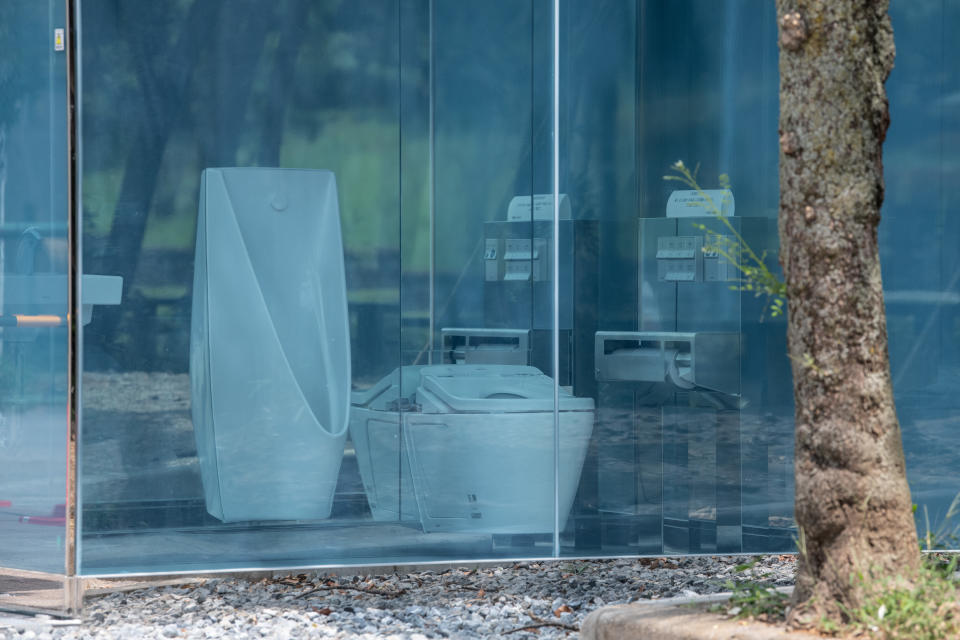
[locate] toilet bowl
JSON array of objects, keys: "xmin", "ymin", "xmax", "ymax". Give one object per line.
[
  {"xmin": 350, "ymin": 365, "xmax": 594, "ymax": 534},
  {"xmin": 349, "ymin": 367, "xmax": 421, "ymax": 522},
  {"xmin": 191, "ymin": 168, "xmax": 351, "ymax": 522}
]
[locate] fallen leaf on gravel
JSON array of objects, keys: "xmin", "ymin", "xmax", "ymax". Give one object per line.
[
  {"xmin": 553, "ymin": 605, "xmax": 572, "ymax": 616},
  {"xmin": 313, "ymin": 607, "xmax": 332, "ymax": 616}
]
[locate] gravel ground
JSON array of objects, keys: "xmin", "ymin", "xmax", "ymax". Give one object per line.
[{"xmin": 0, "ymin": 555, "xmax": 796, "ymax": 639}]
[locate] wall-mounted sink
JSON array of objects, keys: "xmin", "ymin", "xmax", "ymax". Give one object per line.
[{"xmin": 2, "ymin": 274, "xmax": 123, "ymax": 325}]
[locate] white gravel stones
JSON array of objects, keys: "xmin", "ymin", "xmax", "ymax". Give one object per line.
[{"xmin": 1, "ymin": 556, "xmax": 795, "ymax": 639}]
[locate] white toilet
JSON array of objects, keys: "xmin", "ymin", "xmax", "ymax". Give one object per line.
[
  {"xmin": 191, "ymin": 168, "xmax": 351, "ymax": 522},
  {"xmin": 350, "ymin": 364, "xmax": 594, "ymax": 534},
  {"xmin": 349, "ymin": 367, "xmax": 421, "ymax": 522}
]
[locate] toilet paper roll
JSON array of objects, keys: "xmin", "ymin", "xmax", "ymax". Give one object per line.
[{"xmin": 665, "ymin": 349, "xmax": 696, "ymax": 390}]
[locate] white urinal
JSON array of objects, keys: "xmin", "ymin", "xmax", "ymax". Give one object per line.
[{"xmin": 190, "ymin": 168, "xmax": 351, "ymax": 522}]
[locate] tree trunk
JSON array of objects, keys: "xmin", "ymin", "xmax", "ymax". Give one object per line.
[{"xmin": 776, "ymin": 0, "xmax": 920, "ymax": 625}]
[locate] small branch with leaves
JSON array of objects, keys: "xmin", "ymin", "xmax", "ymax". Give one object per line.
[{"xmin": 664, "ymin": 160, "xmax": 787, "ymax": 317}]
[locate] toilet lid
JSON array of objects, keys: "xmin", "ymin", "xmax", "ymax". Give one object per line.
[
  {"xmin": 351, "ymin": 366, "xmax": 423, "ymax": 409},
  {"xmin": 417, "ymin": 364, "xmax": 594, "ymax": 413}
]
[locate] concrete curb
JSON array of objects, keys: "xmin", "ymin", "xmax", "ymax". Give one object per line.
[
  {"xmin": 580, "ymin": 587, "xmax": 823, "ymax": 640},
  {"xmin": 0, "ymin": 614, "xmax": 82, "ymax": 630}
]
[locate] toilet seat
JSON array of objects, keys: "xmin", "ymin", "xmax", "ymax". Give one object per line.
[{"xmin": 417, "ymin": 365, "xmax": 594, "ymax": 414}]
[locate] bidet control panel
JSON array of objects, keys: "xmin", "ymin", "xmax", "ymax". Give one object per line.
[
  {"xmin": 654, "ymin": 235, "xmax": 736, "ymax": 283},
  {"xmin": 480, "ymin": 219, "xmax": 598, "ymax": 394},
  {"xmin": 484, "ymin": 237, "xmax": 549, "ymax": 282},
  {"xmin": 640, "ymin": 216, "xmax": 775, "ymax": 334},
  {"xmin": 656, "ymin": 235, "xmax": 700, "ymax": 282}
]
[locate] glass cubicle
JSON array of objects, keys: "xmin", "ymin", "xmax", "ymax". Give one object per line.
[
  {"xmin": 0, "ymin": 0, "xmax": 73, "ymax": 613},
  {"xmin": 0, "ymin": 0, "xmax": 70, "ymax": 573},
  {"xmin": 0, "ymin": 0, "xmax": 957, "ymax": 580},
  {"xmin": 77, "ymin": 0, "xmax": 562, "ymax": 573}
]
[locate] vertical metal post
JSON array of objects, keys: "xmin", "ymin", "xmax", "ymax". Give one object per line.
[
  {"xmin": 63, "ymin": 0, "xmax": 83, "ymax": 615},
  {"xmin": 427, "ymin": 0, "xmax": 435, "ymax": 364},
  {"xmin": 551, "ymin": 0, "xmax": 561, "ymax": 558}
]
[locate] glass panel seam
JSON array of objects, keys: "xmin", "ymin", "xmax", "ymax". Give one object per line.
[
  {"xmin": 552, "ymin": 0, "xmax": 561, "ymax": 559},
  {"xmin": 65, "ymin": 0, "xmax": 81, "ymax": 583}
]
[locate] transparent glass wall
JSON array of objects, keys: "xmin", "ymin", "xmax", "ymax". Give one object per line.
[
  {"xmin": 0, "ymin": 0, "xmax": 69, "ymax": 576},
  {"xmin": 557, "ymin": 1, "xmax": 791, "ymax": 557},
  {"xmin": 65, "ymin": 0, "xmax": 960, "ymax": 576},
  {"xmin": 884, "ymin": 1, "xmax": 960, "ymax": 536},
  {"xmin": 555, "ymin": 0, "xmax": 960, "ymax": 558},
  {"xmin": 77, "ymin": 0, "xmax": 560, "ymax": 574}
]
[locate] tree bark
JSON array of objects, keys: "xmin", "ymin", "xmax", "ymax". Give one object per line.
[{"xmin": 776, "ymin": 0, "xmax": 920, "ymax": 625}]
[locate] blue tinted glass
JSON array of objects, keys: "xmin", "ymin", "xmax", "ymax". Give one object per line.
[
  {"xmin": 78, "ymin": 0, "xmax": 560, "ymax": 574},
  {"xmin": 0, "ymin": 0, "xmax": 69, "ymax": 575},
  {"xmin": 73, "ymin": 0, "xmax": 960, "ymax": 576},
  {"xmin": 559, "ymin": 0, "xmax": 792, "ymax": 556},
  {"xmin": 884, "ymin": 1, "xmax": 960, "ymax": 539},
  {"xmin": 427, "ymin": 0, "xmax": 563, "ymax": 555},
  {"xmin": 561, "ymin": 0, "xmax": 959, "ymax": 558}
]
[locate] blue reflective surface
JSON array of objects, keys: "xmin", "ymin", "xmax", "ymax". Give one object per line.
[
  {"xmin": 77, "ymin": 0, "xmax": 561, "ymax": 574},
  {"xmin": 0, "ymin": 0, "xmax": 68, "ymax": 574},
  {"xmin": 54, "ymin": 0, "xmax": 960, "ymax": 575},
  {"xmin": 560, "ymin": 0, "xmax": 960, "ymax": 557},
  {"xmin": 559, "ymin": 0, "xmax": 791, "ymax": 556},
  {"xmin": 884, "ymin": 1, "xmax": 960, "ymax": 538}
]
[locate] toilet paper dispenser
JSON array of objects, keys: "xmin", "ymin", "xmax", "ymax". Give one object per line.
[
  {"xmin": 442, "ymin": 328, "xmax": 531, "ymax": 366},
  {"xmin": 594, "ymin": 331, "xmax": 739, "ymax": 396}
]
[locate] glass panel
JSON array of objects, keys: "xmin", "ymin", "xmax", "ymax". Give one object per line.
[
  {"xmin": 78, "ymin": 0, "xmax": 559, "ymax": 574},
  {"xmin": 558, "ymin": 0, "xmax": 959, "ymax": 558},
  {"xmin": 559, "ymin": 1, "xmax": 794, "ymax": 556},
  {"xmin": 884, "ymin": 1, "xmax": 960, "ymax": 543},
  {"xmin": 69, "ymin": 0, "xmax": 960, "ymax": 574},
  {"xmin": 0, "ymin": 0, "xmax": 69, "ymax": 576},
  {"xmin": 425, "ymin": 0, "xmax": 561, "ymax": 557}
]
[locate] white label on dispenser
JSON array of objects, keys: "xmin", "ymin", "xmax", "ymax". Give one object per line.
[
  {"xmin": 666, "ymin": 190, "xmax": 734, "ymax": 218},
  {"xmin": 54, "ymin": 29, "xmax": 65, "ymax": 51},
  {"xmin": 507, "ymin": 194, "xmax": 571, "ymax": 221}
]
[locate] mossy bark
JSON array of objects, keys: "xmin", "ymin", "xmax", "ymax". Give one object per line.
[{"xmin": 776, "ymin": 0, "xmax": 920, "ymax": 626}]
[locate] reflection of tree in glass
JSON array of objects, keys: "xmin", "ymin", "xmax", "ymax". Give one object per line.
[
  {"xmin": 1, "ymin": 4, "xmax": 55, "ymax": 359},
  {"xmin": 82, "ymin": 1, "xmax": 334, "ymax": 369},
  {"xmin": 0, "ymin": 4, "xmax": 45, "ymax": 282},
  {"xmin": 81, "ymin": 1, "xmax": 551, "ymax": 373}
]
